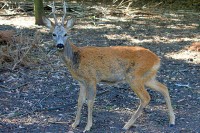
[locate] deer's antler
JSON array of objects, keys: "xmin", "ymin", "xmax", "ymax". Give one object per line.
[
  {"xmin": 62, "ymin": 1, "xmax": 67, "ymax": 25},
  {"xmin": 51, "ymin": 2, "xmax": 58, "ymax": 24}
]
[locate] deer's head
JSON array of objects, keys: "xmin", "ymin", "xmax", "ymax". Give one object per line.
[{"xmin": 43, "ymin": 2, "xmax": 75, "ymax": 50}]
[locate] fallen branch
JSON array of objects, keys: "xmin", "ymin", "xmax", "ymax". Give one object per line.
[
  {"xmin": 175, "ymin": 83, "xmax": 191, "ymax": 88},
  {"xmin": 0, "ymin": 84, "xmax": 10, "ymax": 89},
  {"xmin": 48, "ymin": 121, "xmax": 69, "ymax": 124},
  {"xmin": 12, "ymin": 45, "xmax": 32, "ymax": 70},
  {"xmin": 10, "ymin": 83, "xmax": 29, "ymax": 90},
  {"xmin": 97, "ymin": 89, "xmax": 110, "ymax": 96}
]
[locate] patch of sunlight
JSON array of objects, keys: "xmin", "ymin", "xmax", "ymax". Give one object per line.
[
  {"xmin": 152, "ymin": 35, "xmax": 200, "ymax": 44},
  {"xmin": 0, "ymin": 16, "xmax": 36, "ymax": 28},
  {"xmin": 77, "ymin": 23, "xmax": 117, "ymax": 29},
  {"xmin": 164, "ymin": 13, "xmax": 184, "ymax": 17},
  {"xmin": 151, "ymin": 25, "xmax": 163, "ymax": 28},
  {"xmin": 170, "ymin": 18, "xmax": 182, "ymax": 22},
  {"xmin": 167, "ymin": 23, "xmax": 199, "ymax": 30},
  {"xmin": 104, "ymin": 34, "xmax": 153, "ymax": 44},
  {"xmin": 133, "ymin": 20, "xmax": 147, "ymax": 25},
  {"xmin": 104, "ymin": 15, "xmax": 129, "ymax": 22},
  {"xmin": 104, "ymin": 33, "xmax": 200, "ymax": 44},
  {"xmin": 165, "ymin": 50, "xmax": 200, "ymax": 64},
  {"xmin": 77, "ymin": 16, "xmax": 129, "ymax": 30}
]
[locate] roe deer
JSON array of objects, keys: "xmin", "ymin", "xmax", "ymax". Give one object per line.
[{"xmin": 42, "ymin": 2, "xmax": 175, "ymax": 132}]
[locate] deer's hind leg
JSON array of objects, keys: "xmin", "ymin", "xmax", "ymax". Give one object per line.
[
  {"xmin": 123, "ymin": 76, "xmax": 151, "ymax": 130},
  {"xmin": 145, "ymin": 79, "xmax": 175, "ymax": 126}
]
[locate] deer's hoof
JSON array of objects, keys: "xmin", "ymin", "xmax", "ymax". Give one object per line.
[
  {"xmin": 72, "ymin": 122, "xmax": 79, "ymax": 129},
  {"xmin": 169, "ymin": 124, "xmax": 175, "ymax": 127}
]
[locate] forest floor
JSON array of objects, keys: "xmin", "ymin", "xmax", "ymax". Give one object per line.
[{"xmin": 0, "ymin": 2, "xmax": 200, "ymax": 133}]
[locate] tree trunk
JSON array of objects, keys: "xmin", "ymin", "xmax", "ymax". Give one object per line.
[{"xmin": 34, "ymin": 0, "xmax": 44, "ymax": 25}]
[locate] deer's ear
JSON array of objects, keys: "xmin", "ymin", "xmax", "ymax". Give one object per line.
[
  {"xmin": 66, "ymin": 17, "xmax": 76, "ymax": 30},
  {"xmin": 42, "ymin": 16, "xmax": 54, "ymax": 29}
]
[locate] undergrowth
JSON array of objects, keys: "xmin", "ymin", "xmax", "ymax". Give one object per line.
[{"xmin": 0, "ymin": 30, "xmax": 44, "ymax": 70}]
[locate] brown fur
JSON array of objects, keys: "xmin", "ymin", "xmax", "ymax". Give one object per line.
[
  {"xmin": 68, "ymin": 45, "xmax": 159, "ymax": 83},
  {"xmin": 60, "ymin": 42, "xmax": 175, "ymax": 132},
  {"xmin": 43, "ymin": 15, "xmax": 175, "ymax": 132}
]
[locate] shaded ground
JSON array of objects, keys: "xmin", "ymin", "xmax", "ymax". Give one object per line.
[{"xmin": 0, "ymin": 2, "xmax": 200, "ymax": 133}]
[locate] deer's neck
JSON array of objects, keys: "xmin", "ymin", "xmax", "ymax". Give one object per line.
[{"xmin": 60, "ymin": 40, "xmax": 80, "ymax": 69}]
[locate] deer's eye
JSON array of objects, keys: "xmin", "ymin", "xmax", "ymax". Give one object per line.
[
  {"xmin": 64, "ymin": 33, "xmax": 67, "ymax": 37},
  {"xmin": 52, "ymin": 33, "xmax": 56, "ymax": 37}
]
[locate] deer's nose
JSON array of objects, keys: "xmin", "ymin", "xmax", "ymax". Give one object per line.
[{"xmin": 57, "ymin": 44, "xmax": 64, "ymax": 49}]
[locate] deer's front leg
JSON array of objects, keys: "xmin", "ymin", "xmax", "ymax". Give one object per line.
[
  {"xmin": 72, "ymin": 83, "xmax": 86, "ymax": 129},
  {"xmin": 83, "ymin": 82, "xmax": 97, "ymax": 132}
]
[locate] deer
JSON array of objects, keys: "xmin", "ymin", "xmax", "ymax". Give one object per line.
[{"xmin": 42, "ymin": 2, "xmax": 175, "ymax": 132}]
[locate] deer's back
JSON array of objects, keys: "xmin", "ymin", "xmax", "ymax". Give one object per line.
[{"xmin": 70, "ymin": 46, "xmax": 160, "ymax": 83}]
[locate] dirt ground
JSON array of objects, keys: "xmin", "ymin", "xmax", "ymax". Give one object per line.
[{"xmin": 0, "ymin": 3, "xmax": 200, "ymax": 133}]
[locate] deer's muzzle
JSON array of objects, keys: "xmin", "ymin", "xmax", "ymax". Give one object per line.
[{"xmin": 57, "ymin": 43, "xmax": 64, "ymax": 49}]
